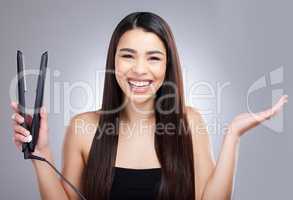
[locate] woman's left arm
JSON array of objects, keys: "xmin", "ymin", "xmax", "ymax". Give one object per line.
[{"xmin": 201, "ymin": 95, "xmax": 288, "ymax": 200}]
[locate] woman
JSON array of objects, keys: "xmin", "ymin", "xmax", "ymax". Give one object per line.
[{"xmin": 11, "ymin": 12, "xmax": 288, "ymax": 200}]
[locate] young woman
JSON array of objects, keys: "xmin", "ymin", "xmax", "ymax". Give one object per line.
[{"xmin": 11, "ymin": 12, "xmax": 288, "ymax": 200}]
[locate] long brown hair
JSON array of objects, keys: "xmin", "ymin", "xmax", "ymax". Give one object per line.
[{"xmin": 82, "ymin": 12, "xmax": 195, "ymax": 200}]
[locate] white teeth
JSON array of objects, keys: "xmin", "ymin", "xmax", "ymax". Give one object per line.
[{"xmin": 128, "ymin": 80, "xmax": 151, "ymax": 87}]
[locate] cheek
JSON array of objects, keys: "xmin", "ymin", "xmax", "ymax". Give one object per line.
[
  {"xmin": 151, "ymin": 63, "xmax": 167, "ymax": 84},
  {"xmin": 115, "ymin": 58, "xmax": 128, "ymax": 78},
  {"xmin": 115, "ymin": 59, "xmax": 131, "ymax": 89}
]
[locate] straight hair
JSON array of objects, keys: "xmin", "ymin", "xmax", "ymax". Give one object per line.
[{"xmin": 82, "ymin": 12, "xmax": 196, "ymax": 200}]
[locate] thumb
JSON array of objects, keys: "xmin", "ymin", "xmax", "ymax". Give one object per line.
[{"xmin": 40, "ymin": 106, "xmax": 48, "ymax": 131}]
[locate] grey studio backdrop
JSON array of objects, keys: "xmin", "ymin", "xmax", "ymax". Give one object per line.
[{"xmin": 0, "ymin": 0, "xmax": 292, "ymax": 199}]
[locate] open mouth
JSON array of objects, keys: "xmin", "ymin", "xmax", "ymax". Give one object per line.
[{"xmin": 127, "ymin": 78, "xmax": 153, "ymax": 93}]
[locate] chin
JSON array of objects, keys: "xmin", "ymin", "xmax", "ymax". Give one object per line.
[{"xmin": 126, "ymin": 93, "xmax": 155, "ymax": 105}]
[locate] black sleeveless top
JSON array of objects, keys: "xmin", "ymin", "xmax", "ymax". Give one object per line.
[{"xmin": 110, "ymin": 166, "xmax": 161, "ymax": 200}]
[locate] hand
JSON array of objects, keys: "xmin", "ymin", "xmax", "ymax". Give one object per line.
[
  {"xmin": 11, "ymin": 101, "xmax": 50, "ymax": 157},
  {"xmin": 227, "ymin": 95, "xmax": 288, "ymax": 139}
]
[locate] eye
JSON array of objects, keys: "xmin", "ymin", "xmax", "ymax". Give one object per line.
[
  {"xmin": 149, "ymin": 56, "xmax": 161, "ymax": 61},
  {"xmin": 121, "ymin": 54, "xmax": 133, "ymax": 59}
]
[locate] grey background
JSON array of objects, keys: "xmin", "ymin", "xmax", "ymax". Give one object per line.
[{"xmin": 0, "ymin": 0, "xmax": 292, "ymax": 199}]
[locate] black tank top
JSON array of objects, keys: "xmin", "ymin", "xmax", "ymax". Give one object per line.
[{"xmin": 110, "ymin": 166, "xmax": 161, "ymax": 200}]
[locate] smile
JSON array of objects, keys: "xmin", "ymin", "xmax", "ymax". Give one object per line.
[
  {"xmin": 127, "ymin": 79, "xmax": 153, "ymax": 93},
  {"xmin": 128, "ymin": 80, "xmax": 152, "ymax": 87}
]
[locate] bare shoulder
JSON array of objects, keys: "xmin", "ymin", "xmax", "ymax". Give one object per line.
[
  {"xmin": 63, "ymin": 110, "xmax": 101, "ymax": 164},
  {"xmin": 185, "ymin": 106, "xmax": 202, "ymax": 121},
  {"xmin": 185, "ymin": 105, "xmax": 206, "ymax": 133},
  {"xmin": 70, "ymin": 110, "xmax": 101, "ymax": 136}
]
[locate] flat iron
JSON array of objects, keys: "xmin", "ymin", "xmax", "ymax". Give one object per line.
[
  {"xmin": 16, "ymin": 51, "xmax": 87, "ymax": 200},
  {"xmin": 17, "ymin": 50, "xmax": 48, "ymax": 159}
]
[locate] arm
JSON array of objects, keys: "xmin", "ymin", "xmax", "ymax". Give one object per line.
[
  {"xmin": 33, "ymin": 114, "xmax": 87, "ymax": 200},
  {"xmin": 60, "ymin": 114, "xmax": 89, "ymax": 200},
  {"xmin": 32, "ymin": 149, "xmax": 69, "ymax": 200},
  {"xmin": 200, "ymin": 133, "xmax": 239, "ymax": 200},
  {"xmin": 201, "ymin": 95, "xmax": 288, "ymax": 200}
]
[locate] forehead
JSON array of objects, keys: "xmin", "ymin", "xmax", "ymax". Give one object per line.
[{"xmin": 117, "ymin": 28, "xmax": 166, "ymax": 53}]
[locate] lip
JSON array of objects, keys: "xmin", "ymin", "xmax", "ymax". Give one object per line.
[{"xmin": 127, "ymin": 77, "xmax": 153, "ymax": 83}]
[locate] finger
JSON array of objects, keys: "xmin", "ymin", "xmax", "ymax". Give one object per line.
[
  {"xmin": 13, "ymin": 133, "xmax": 32, "ymax": 143},
  {"xmin": 11, "ymin": 101, "xmax": 33, "ymax": 126},
  {"xmin": 13, "ymin": 124, "xmax": 30, "ymax": 137},
  {"xmin": 11, "ymin": 112, "xmax": 25, "ymax": 124},
  {"xmin": 40, "ymin": 107, "xmax": 48, "ymax": 131},
  {"xmin": 271, "ymin": 95, "xmax": 288, "ymax": 114},
  {"xmin": 280, "ymin": 94, "xmax": 288, "ymax": 102},
  {"xmin": 255, "ymin": 95, "xmax": 288, "ymax": 121},
  {"xmin": 266, "ymin": 95, "xmax": 288, "ymax": 118}
]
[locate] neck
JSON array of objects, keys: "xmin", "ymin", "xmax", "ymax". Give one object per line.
[{"xmin": 120, "ymin": 96, "xmax": 155, "ymax": 124}]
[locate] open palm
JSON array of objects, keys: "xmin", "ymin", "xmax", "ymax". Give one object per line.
[{"xmin": 227, "ymin": 95, "xmax": 288, "ymax": 137}]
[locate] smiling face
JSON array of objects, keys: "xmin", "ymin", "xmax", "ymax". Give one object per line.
[{"xmin": 115, "ymin": 28, "xmax": 167, "ymax": 104}]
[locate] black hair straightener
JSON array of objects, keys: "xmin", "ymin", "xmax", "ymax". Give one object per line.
[
  {"xmin": 17, "ymin": 50, "xmax": 47, "ymax": 158},
  {"xmin": 16, "ymin": 51, "xmax": 87, "ymax": 200}
]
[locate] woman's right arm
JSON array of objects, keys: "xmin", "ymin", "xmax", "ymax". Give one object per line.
[
  {"xmin": 11, "ymin": 101, "xmax": 86, "ymax": 200},
  {"xmin": 31, "ymin": 148, "xmax": 70, "ymax": 200}
]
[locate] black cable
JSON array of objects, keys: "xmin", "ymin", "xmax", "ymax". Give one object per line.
[{"xmin": 24, "ymin": 150, "xmax": 87, "ymax": 200}]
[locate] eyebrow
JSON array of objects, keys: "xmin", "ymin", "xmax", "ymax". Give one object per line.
[{"xmin": 119, "ymin": 48, "xmax": 165, "ymax": 55}]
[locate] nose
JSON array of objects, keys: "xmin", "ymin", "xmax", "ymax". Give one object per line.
[{"xmin": 131, "ymin": 58, "xmax": 148, "ymax": 75}]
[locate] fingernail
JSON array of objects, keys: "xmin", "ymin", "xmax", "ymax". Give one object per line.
[
  {"xmin": 25, "ymin": 135, "xmax": 32, "ymax": 143},
  {"xmin": 25, "ymin": 130, "xmax": 30, "ymax": 136},
  {"xmin": 11, "ymin": 113, "xmax": 15, "ymax": 120}
]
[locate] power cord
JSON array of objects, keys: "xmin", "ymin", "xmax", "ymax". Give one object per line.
[{"xmin": 23, "ymin": 148, "xmax": 87, "ymax": 200}]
